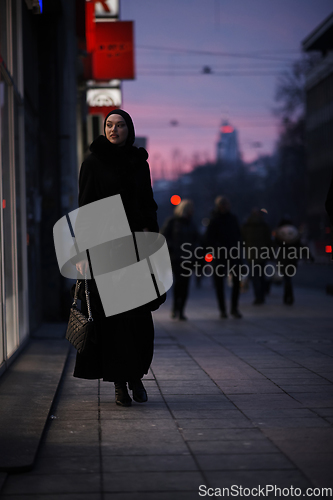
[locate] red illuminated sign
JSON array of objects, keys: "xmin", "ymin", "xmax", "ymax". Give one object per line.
[
  {"xmin": 88, "ymin": 105, "xmax": 118, "ymax": 117},
  {"xmin": 326, "ymin": 245, "xmax": 332, "ymax": 253},
  {"xmin": 221, "ymin": 125, "xmax": 234, "ymax": 133},
  {"xmin": 85, "ymin": 1, "xmax": 96, "ymax": 53},
  {"xmin": 92, "ymin": 21, "xmax": 135, "ymax": 80}
]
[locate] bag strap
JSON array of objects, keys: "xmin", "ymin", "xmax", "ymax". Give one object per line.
[
  {"xmin": 132, "ymin": 232, "xmax": 162, "ymax": 299},
  {"xmin": 72, "ymin": 279, "xmax": 93, "ymax": 322},
  {"xmin": 72, "ymin": 281, "xmax": 80, "ymax": 306}
]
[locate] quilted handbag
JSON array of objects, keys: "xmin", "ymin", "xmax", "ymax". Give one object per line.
[{"xmin": 66, "ymin": 280, "xmax": 94, "ymax": 353}]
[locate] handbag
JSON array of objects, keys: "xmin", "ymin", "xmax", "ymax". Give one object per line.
[{"xmin": 66, "ymin": 279, "xmax": 94, "ymax": 353}]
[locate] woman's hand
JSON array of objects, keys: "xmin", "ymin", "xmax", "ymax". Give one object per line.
[{"xmin": 76, "ymin": 259, "xmax": 89, "ymax": 278}]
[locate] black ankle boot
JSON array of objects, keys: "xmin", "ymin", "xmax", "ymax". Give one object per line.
[
  {"xmin": 178, "ymin": 308, "xmax": 187, "ymax": 320},
  {"xmin": 128, "ymin": 379, "xmax": 148, "ymax": 403},
  {"xmin": 231, "ymin": 308, "xmax": 242, "ymax": 319},
  {"xmin": 114, "ymin": 382, "xmax": 132, "ymax": 406}
]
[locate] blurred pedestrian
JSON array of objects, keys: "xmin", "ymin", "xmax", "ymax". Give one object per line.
[
  {"xmin": 242, "ymin": 208, "xmax": 273, "ymax": 305},
  {"xmin": 194, "ymin": 225, "xmax": 206, "ymax": 288},
  {"xmin": 274, "ymin": 217, "xmax": 301, "ymax": 305},
  {"xmin": 204, "ymin": 196, "xmax": 243, "ymax": 319},
  {"xmin": 325, "ymin": 175, "xmax": 333, "ymax": 260},
  {"xmin": 73, "ymin": 109, "xmax": 158, "ymax": 407},
  {"xmin": 161, "ymin": 199, "xmax": 199, "ymax": 320},
  {"xmin": 325, "ymin": 173, "xmax": 333, "ymax": 227}
]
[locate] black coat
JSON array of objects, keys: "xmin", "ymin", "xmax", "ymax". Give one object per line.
[
  {"xmin": 325, "ymin": 173, "xmax": 333, "ymax": 260},
  {"xmin": 161, "ymin": 216, "xmax": 199, "ymax": 264},
  {"xmin": 204, "ymin": 210, "xmax": 242, "ymax": 263},
  {"xmin": 242, "ymin": 214, "xmax": 272, "ymax": 262},
  {"xmin": 73, "ymin": 135, "xmax": 158, "ymax": 382}
]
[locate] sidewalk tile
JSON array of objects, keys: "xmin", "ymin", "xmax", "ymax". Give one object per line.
[
  {"xmin": 287, "ymin": 393, "xmax": 333, "ymax": 407},
  {"xmin": 102, "ymin": 455, "xmax": 198, "ymax": 472},
  {"xmin": 103, "ymin": 471, "xmax": 203, "ymax": 492},
  {"xmin": 188, "ymin": 439, "xmax": 279, "ymax": 454},
  {"xmin": 241, "ymin": 409, "xmax": 317, "ymax": 418},
  {"xmin": 44, "ymin": 421, "xmax": 99, "ymax": 444},
  {"xmin": 312, "ymin": 408, "xmax": 333, "ymax": 417},
  {"xmin": 1, "ymin": 473, "xmax": 101, "ymax": 495},
  {"xmin": 182, "ymin": 429, "xmax": 266, "ymax": 441},
  {"xmin": 51, "ymin": 410, "xmax": 98, "ymax": 420},
  {"xmin": 31, "ymin": 456, "xmax": 100, "ymax": 475},
  {"xmin": 170, "ymin": 409, "xmax": 244, "ymax": 419},
  {"xmin": 227, "ymin": 394, "xmax": 304, "ymax": 410},
  {"xmin": 205, "ymin": 469, "xmax": 312, "ymax": 489},
  {"xmin": 284, "ymin": 453, "xmax": 333, "ymax": 488},
  {"xmin": 1, "ymin": 496, "xmax": 99, "ymax": 500},
  {"xmin": 38, "ymin": 443, "xmax": 100, "ymax": 459},
  {"xmin": 276, "ymin": 384, "xmax": 332, "ymax": 392},
  {"xmin": 261, "ymin": 428, "xmax": 333, "ymax": 456},
  {"xmin": 176, "ymin": 418, "xmax": 253, "ymax": 429},
  {"xmin": 250, "ymin": 417, "xmax": 329, "ymax": 428},
  {"xmin": 104, "ymin": 493, "xmax": 198, "ymax": 500},
  {"xmin": 159, "ymin": 386, "xmax": 222, "ymax": 395},
  {"xmin": 195, "ymin": 453, "xmax": 295, "ymax": 471},
  {"xmin": 100, "ymin": 409, "xmax": 171, "ymax": 420}
]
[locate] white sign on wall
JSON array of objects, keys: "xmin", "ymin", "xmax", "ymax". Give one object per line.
[
  {"xmin": 94, "ymin": 0, "xmax": 119, "ymax": 18},
  {"xmin": 86, "ymin": 88, "xmax": 122, "ymax": 107}
]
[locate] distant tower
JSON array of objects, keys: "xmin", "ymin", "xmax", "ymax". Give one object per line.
[{"xmin": 216, "ymin": 120, "xmax": 240, "ymax": 163}]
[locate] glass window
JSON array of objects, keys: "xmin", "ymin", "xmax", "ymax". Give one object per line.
[
  {"xmin": 0, "ymin": 1, "xmax": 7, "ymax": 63},
  {"xmin": 0, "ymin": 75, "xmax": 4, "ymax": 367},
  {"xmin": 1, "ymin": 76, "xmax": 18, "ymax": 359},
  {"xmin": 0, "ymin": 0, "xmax": 28, "ymax": 364},
  {"xmin": 14, "ymin": 94, "xmax": 27, "ymax": 342}
]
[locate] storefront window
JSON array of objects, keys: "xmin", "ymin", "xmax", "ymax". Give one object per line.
[
  {"xmin": 14, "ymin": 95, "xmax": 27, "ymax": 342},
  {"xmin": 0, "ymin": 75, "xmax": 4, "ymax": 367},
  {"xmin": 0, "ymin": 1, "xmax": 7, "ymax": 63},
  {"xmin": 1, "ymin": 77, "xmax": 18, "ymax": 359},
  {"xmin": 0, "ymin": 0, "xmax": 28, "ymax": 368}
]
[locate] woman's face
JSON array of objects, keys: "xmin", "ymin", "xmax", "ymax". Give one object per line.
[{"xmin": 105, "ymin": 114, "xmax": 129, "ymax": 146}]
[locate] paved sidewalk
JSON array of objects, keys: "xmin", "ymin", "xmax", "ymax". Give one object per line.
[{"xmin": 1, "ymin": 280, "xmax": 333, "ymax": 499}]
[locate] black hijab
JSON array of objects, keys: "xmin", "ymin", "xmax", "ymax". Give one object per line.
[{"xmin": 103, "ymin": 109, "xmax": 135, "ymax": 147}]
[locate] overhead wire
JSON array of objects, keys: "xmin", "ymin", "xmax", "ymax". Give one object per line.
[
  {"xmin": 137, "ymin": 44, "xmax": 301, "ymax": 62},
  {"xmin": 137, "ymin": 71, "xmax": 284, "ymax": 77},
  {"xmin": 135, "ymin": 44, "xmax": 301, "ymax": 76}
]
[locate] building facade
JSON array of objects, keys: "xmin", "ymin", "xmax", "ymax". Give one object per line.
[
  {"xmin": 302, "ymin": 13, "xmax": 333, "ymax": 252},
  {"xmin": 216, "ymin": 120, "xmax": 241, "ymax": 164},
  {"xmin": 1, "ymin": 0, "xmax": 29, "ymax": 371},
  {"xmin": 0, "ymin": 0, "xmax": 78, "ymax": 374}
]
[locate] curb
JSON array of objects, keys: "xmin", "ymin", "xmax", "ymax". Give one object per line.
[{"xmin": 0, "ymin": 326, "xmax": 70, "ymax": 473}]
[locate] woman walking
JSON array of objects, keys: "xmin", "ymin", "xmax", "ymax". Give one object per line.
[
  {"xmin": 73, "ymin": 109, "xmax": 159, "ymax": 407},
  {"xmin": 161, "ymin": 200, "xmax": 199, "ymax": 320}
]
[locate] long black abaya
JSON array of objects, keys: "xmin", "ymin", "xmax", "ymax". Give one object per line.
[{"xmin": 73, "ymin": 135, "xmax": 158, "ymax": 382}]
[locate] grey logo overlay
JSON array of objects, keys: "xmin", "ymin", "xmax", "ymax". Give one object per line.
[{"xmin": 53, "ymin": 195, "xmax": 173, "ymax": 316}]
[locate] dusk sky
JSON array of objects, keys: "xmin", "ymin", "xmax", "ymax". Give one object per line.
[{"xmin": 120, "ymin": 0, "xmax": 333, "ymax": 180}]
